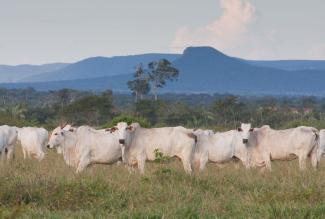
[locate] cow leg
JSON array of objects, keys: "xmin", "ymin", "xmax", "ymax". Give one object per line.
[
  {"xmin": 21, "ymin": 147, "xmax": 26, "ymax": 159},
  {"xmin": 180, "ymin": 156, "xmax": 192, "ymax": 175},
  {"xmin": 198, "ymin": 154, "xmax": 208, "ymax": 172},
  {"xmin": 76, "ymin": 154, "xmax": 91, "ymax": 173},
  {"xmin": 76, "ymin": 160, "xmax": 90, "ymax": 173},
  {"xmin": 36, "ymin": 151, "xmax": 45, "ymax": 161},
  {"xmin": 264, "ymin": 155, "xmax": 272, "ymax": 171},
  {"xmin": 127, "ymin": 165, "xmax": 136, "ymax": 173},
  {"xmin": 137, "ymin": 157, "xmax": 146, "ymax": 175},
  {"xmin": 311, "ymin": 150, "xmax": 318, "ymax": 169},
  {"xmin": 233, "ymin": 161, "xmax": 240, "ymax": 169},
  {"xmin": 298, "ymin": 154, "xmax": 307, "ymax": 170},
  {"xmin": 6, "ymin": 146, "xmax": 14, "ymax": 161}
]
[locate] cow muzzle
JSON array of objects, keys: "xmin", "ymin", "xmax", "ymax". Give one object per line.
[
  {"xmin": 243, "ymin": 139, "xmax": 248, "ymax": 144},
  {"xmin": 46, "ymin": 144, "xmax": 51, "ymax": 149},
  {"xmin": 119, "ymin": 139, "xmax": 125, "ymax": 144}
]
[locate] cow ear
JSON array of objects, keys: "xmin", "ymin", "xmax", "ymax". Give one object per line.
[
  {"xmin": 237, "ymin": 127, "xmax": 243, "ymax": 132},
  {"xmin": 69, "ymin": 128, "xmax": 74, "ymax": 132},
  {"xmin": 249, "ymin": 128, "xmax": 254, "ymax": 132},
  {"xmin": 107, "ymin": 127, "xmax": 118, "ymax": 133},
  {"xmin": 126, "ymin": 126, "xmax": 133, "ymax": 131}
]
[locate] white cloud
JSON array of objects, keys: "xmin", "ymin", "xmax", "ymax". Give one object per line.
[{"xmin": 170, "ymin": 0, "xmax": 256, "ymax": 53}]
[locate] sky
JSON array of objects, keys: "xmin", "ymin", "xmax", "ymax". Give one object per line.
[{"xmin": 0, "ymin": 0, "xmax": 325, "ymax": 65}]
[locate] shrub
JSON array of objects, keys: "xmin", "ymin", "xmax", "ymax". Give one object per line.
[{"xmin": 101, "ymin": 114, "xmax": 150, "ymax": 128}]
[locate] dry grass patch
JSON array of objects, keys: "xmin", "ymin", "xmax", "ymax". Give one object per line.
[{"xmin": 0, "ymin": 147, "xmax": 325, "ymax": 218}]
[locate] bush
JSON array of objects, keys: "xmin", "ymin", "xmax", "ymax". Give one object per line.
[{"xmin": 101, "ymin": 114, "xmax": 150, "ymax": 128}]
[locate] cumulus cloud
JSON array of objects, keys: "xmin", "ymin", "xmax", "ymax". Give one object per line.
[{"xmin": 170, "ymin": 0, "xmax": 256, "ymax": 53}]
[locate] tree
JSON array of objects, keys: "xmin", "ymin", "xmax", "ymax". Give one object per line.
[
  {"xmin": 148, "ymin": 59, "xmax": 179, "ymax": 100},
  {"xmin": 127, "ymin": 64, "xmax": 150, "ymax": 102},
  {"xmin": 61, "ymin": 93, "xmax": 114, "ymax": 126},
  {"xmin": 1, "ymin": 104, "xmax": 27, "ymax": 119},
  {"xmin": 56, "ymin": 89, "xmax": 72, "ymax": 111}
]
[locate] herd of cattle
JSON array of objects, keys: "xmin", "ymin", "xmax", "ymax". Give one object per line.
[{"xmin": 1, "ymin": 122, "xmax": 325, "ymax": 174}]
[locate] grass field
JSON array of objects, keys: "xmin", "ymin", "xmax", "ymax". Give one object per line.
[{"xmin": 1, "ymin": 146, "xmax": 325, "ymax": 218}]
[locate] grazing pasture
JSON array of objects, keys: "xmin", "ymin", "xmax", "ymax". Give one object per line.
[{"xmin": 1, "ymin": 146, "xmax": 325, "ymax": 218}]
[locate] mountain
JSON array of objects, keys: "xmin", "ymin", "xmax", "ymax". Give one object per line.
[
  {"xmin": 0, "ymin": 63, "xmax": 69, "ymax": 83},
  {"xmin": 1, "ymin": 47, "xmax": 325, "ymax": 96},
  {"xmin": 21, "ymin": 54, "xmax": 180, "ymax": 82},
  {"xmin": 163, "ymin": 47, "xmax": 325, "ymax": 95},
  {"xmin": 245, "ymin": 60, "xmax": 325, "ymax": 71}
]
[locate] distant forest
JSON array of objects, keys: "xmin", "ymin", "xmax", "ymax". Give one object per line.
[{"xmin": 1, "ymin": 87, "xmax": 325, "ymax": 131}]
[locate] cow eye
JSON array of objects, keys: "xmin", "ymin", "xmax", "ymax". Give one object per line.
[
  {"xmin": 249, "ymin": 128, "xmax": 254, "ymax": 132},
  {"xmin": 237, "ymin": 128, "xmax": 243, "ymax": 132},
  {"xmin": 54, "ymin": 133, "xmax": 58, "ymax": 136}
]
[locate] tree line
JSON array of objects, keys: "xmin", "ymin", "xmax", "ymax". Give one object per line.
[{"xmin": 1, "ymin": 87, "xmax": 325, "ymax": 131}]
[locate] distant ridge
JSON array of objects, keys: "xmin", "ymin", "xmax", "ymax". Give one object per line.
[
  {"xmin": 0, "ymin": 63, "xmax": 69, "ymax": 83},
  {"xmin": 21, "ymin": 53, "xmax": 180, "ymax": 82},
  {"xmin": 1, "ymin": 46, "xmax": 325, "ymax": 96}
]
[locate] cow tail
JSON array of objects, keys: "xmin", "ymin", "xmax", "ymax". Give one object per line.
[{"xmin": 311, "ymin": 129, "xmax": 320, "ymax": 166}]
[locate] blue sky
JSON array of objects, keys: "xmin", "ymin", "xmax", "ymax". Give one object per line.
[{"xmin": 0, "ymin": 0, "xmax": 324, "ymax": 64}]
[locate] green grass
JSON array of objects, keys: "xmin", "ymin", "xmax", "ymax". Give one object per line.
[{"xmin": 1, "ymin": 148, "xmax": 325, "ymax": 218}]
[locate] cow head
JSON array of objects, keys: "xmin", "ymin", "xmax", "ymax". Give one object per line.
[
  {"xmin": 237, "ymin": 123, "xmax": 254, "ymax": 144},
  {"xmin": 106, "ymin": 122, "xmax": 135, "ymax": 145},
  {"xmin": 47, "ymin": 125, "xmax": 74, "ymax": 150}
]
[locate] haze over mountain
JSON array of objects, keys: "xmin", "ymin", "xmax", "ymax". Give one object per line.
[
  {"xmin": 21, "ymin": 54, "xmax": 180, "ymax": 82},
  {"xmin": 0, "ymin": 63, "xmax": 69, "ymax": 83},
  {"xmin": 1, "ymin": 47, "xmax": 325, "ymax": 96},
  {"xmin": 245, "ymin": 60, "xmax": 325, "ymax": 71}
]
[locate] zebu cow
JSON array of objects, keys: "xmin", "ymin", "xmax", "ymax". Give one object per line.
[
  {"xmin": 107, "ymin": 122, "xmax": 196, "ymax": 174},
  {"xmin": 47, "ymin": 125, "xmax": 122, "ymax": 172},
  {"xmin": 248, "ymin": 125, "xmax": 319, "ymax": 170},
  {"xmin": 17, "ymin": 127, "xmax": 48, "ymax": 161},
  {"xmin": 193, "ymin": 123, "xmax": 253, "ymax": 171},
  {"xmin": 0, "ymin": 125, "xmax": 18, "ymax": 161}
]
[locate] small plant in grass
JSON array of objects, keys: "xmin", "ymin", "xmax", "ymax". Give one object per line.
[{"xmin": 154, "ymin": 149, "xmax": 170, "ymax": 164}]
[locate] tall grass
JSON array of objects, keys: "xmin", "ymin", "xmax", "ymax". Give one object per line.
[{"xmin": 1, "ymin": 147, "xmax": 325, "ymax": 218}]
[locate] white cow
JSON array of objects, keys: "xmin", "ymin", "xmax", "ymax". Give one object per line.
[
  {"xmin": 248, "ymin": 125, "xmax": 319, "ymax": 170},
  {"xmin": 108, "ymin": 122, "xmax": 196, "ymax": 174},
  {"xmin": 47, "ymin": 125, "xmax": 122, "ymax": 172},
  {"xmin": 193, "ymin": 123, "xmax": 253, "ymax": 171},
  {"xmin": 17, "ymin": 127, "xmax": 48, "ymax": 161},
  {"xmin": 0, "ymin": 125, "xmax": 18, "ymax": 161}
]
